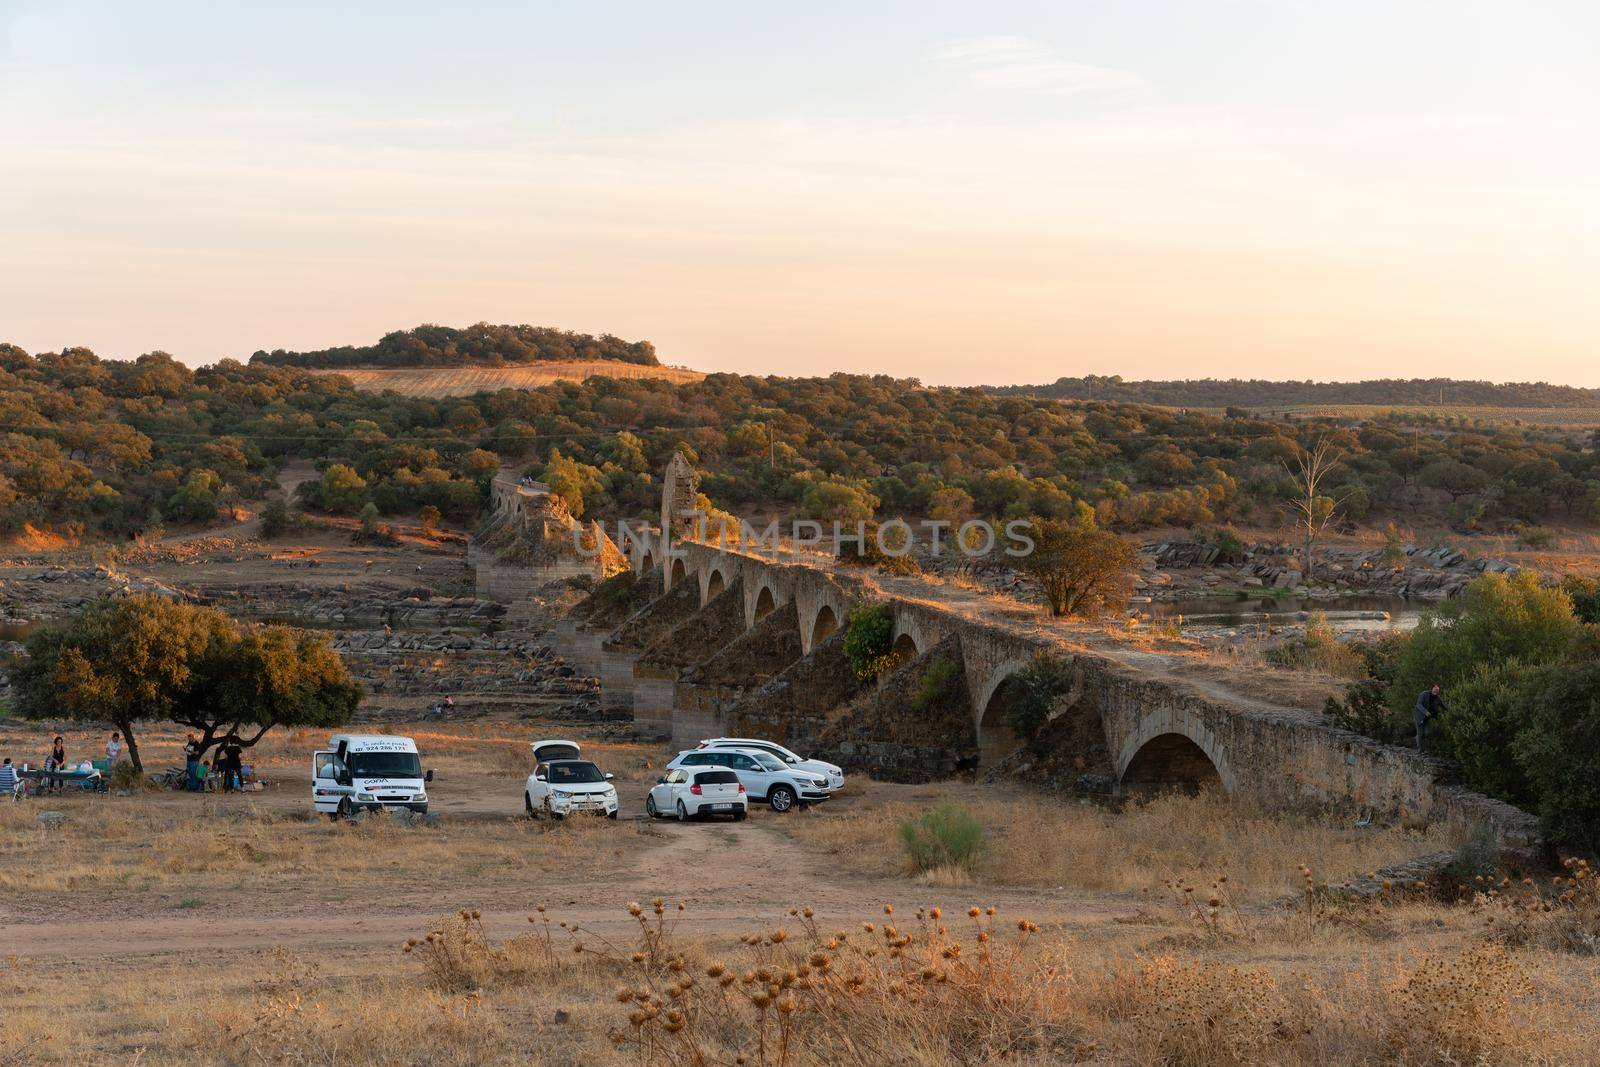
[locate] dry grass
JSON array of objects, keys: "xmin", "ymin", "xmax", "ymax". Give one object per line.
[
  {"xmin": 10, "ymin": 896, "xmax": 1597, "ymax": 1066},
  {"xmin": 0, "ymin": 798, "xmax": 648, "ymax": 899},
  {"xmin": 784, "ymin": 788, "xmax": 1455, "ymax": 901}
]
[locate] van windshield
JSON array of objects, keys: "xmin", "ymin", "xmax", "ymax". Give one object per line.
[{"xmin": 349, "ymin": 752, "xmax": 421, "ymax": 778}]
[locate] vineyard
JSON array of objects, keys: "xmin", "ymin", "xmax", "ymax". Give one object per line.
[{"xmin": 312, "ymin": 361, "xmax": 705, "ymax": 397}]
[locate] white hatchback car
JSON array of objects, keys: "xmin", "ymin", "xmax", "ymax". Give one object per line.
[
  {"xmin": 645, "ymin": 767, "xmax": 747, "ymax": 821},
  {"xmin": 667, "ymin": 749, "xmax": 831, "ymax": 812},
  {"xmin": 697, "ymin": 737, "xmax": 845, "ymax": 793},
  {"xmin": 525, "ymin": 758, "xmax": 619, "ymax": 819}
]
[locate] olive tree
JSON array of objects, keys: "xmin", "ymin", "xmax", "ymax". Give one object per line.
[{"xmin": 12, "ymin": 595, "xmax": 359, "ymax": 771}]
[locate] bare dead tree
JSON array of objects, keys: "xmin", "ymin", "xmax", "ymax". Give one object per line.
[{"xmin": 1283, "ymin": 439, "xmax": 1348, "ymax": 583}]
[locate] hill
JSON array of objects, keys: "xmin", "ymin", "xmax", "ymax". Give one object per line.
[
  {"xmin": 250, "ymin": 322, "xmax": 660, "ymax": 370},
  {"xmin": 992, "ymin": 376, "xmax": 1600, "ymax": 409},
  {"xmin": 317, "ymin": 361, "xmax": 704, "ymax": 397}
]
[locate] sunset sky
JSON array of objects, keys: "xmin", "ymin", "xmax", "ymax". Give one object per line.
[{"xmin": 4, "ymin": 1, "xmax": 1598, "ymax": 385}]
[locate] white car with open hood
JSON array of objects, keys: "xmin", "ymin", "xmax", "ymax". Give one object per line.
[
  {"xmin": 525, "ymin": 744, "xmax": 619, "ymax": 819},
  {"xmin": 313, "ymin": 733, "xmax": 433, "ymax": 817}
]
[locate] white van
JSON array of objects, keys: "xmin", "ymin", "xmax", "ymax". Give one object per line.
[{"xmin": 313, "ymin": 733, "xmax": 433, "ymax": 817}]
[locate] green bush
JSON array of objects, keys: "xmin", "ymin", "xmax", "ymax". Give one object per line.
[
  {"xmin": 259, "ymin": 498, "xmax": 292, "ymax": 538},
  {"xmin": 1004, "ymin": 652, "xmax": 1074, "ymax": 752},
  {"xmin": 842, "ymin": 604, "xmax": 894, "ymax": 680},
  {"xmin": 913, "ymin": 655, "xmax": 958, "ymax": 711},
  {"xmin": 1441, "ymin": 659, "xmax": 1539, "ymax": 806},
  {"xmin": 897, "ymin": 803, "xmax": 986, "ymax": 875},
  {"xmin": 1562, "ymin": 575, "xmax": 1600, "ymax": 625},
  {"xmin": 1512, "ymin": 651, "xmax": 1600, "ymax": 853},
  {"xmin": 1388, "ymin": 573, "xmax": 1579, "ymax": 712}
]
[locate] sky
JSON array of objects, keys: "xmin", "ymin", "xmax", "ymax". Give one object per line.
[{"xmin": 3, "ymin": 1, "xmax": 1599, "ymax": 386}]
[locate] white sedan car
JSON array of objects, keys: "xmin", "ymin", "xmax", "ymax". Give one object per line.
[
  {"xmin": 667, "ymin": 749, "xmax": 830, "ymax": 812},
  {"xmin": 525, "ymin": 758, "xmax": 619, "ymax": 819},
  {"xmin": 646, "ymin": 767, "xmax": 747, "ymax": 821},
  {"xmin": 698, "ymin": 737, "xmax": 845, "ymax": 792}
]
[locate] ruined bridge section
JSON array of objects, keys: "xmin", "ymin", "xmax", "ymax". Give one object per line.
[{"xmin": 555, "ymin": 535, "xmax": 1535, "ymax": 847}]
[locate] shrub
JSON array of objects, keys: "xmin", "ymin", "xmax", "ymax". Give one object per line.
[
  {"xmin": 1440, "ymin": 659, "xmax": 1539, "ymax": 806},
  {"xmin": 1562, "ymin": 574, "xmax": 1600, "ymax": 624},
  {"xmin": 1265, "ymin": 613, "xmax": 1364, "ymax": 677},
  {"xmin": 842, "ymin": 604, "xmax": 894, "ymax": 680},
  {"xmin": 913, "ymin": 655, "xmax": 957, "ymax": 711},
  {"xmin": 1004, "ymin": 651, "xmax": 1075, "ymax": 752},
  {"xmin": 1322, "ymin": 680, "xmax": 1410, "ymax": 744},
  {"xmin": 898, "ymin": 803, "xmax": 986, "ymax": 876},
  {"xmin": 258, "ymin": 498, "xmax": 292, "ymax": 538},
  {"xmin": 1388, "ymin": 572, "xmax": 1579, "ymax": 712},
  {"xmin": 418, "ymin": 504, "xmax": 441, "ymax": 536},
  {"xmin": 1512, "ymin": 653, "xmax": 1600, "ymax": 852}
]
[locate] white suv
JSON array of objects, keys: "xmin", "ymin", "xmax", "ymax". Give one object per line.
[
  {"xmin": 667, "ymin": 749, "xmax": 831, "ymax": 812},
  {"xmin": 525, "ymin": 758, "xmax": 619, "ymax": 819},
  {"xmin": 698, "ymin": 737, "xmax": 845, "ymax": 793}
]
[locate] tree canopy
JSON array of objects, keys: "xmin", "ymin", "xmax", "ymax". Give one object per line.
[{"xmin": 12, "ymin": 596, "xmax": 359, "ymax": 770}]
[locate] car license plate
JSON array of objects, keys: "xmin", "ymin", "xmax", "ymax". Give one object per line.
[{"xmin": 710, "ymin": 803, "xmax": 734, "ymax": 811}]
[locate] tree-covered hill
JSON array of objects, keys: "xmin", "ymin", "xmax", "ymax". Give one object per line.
[
  {"xmin": 249, "ymin": 322, "xmax": 659, "ymax": 369},
  {"xmin": 2, "ymin": 339, "xmax": 1598, "ymax": 544},
  {"xmin": 992, "ymin": 376, "xmax": 1600, "ymax": 409}
]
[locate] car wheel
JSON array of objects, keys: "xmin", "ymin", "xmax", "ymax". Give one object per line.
[
  {"xmin": 676, "ymin": 800, "xmax": 690, "ymax": 822},
  {"xmin": 525, "ymin": 792, "xmax": 535, "ymax": 818},
  {"xmin": 645, "ymin": 794, "xmax": 658, "ymax": 818},
  {"xmin": 768, "ymin": 785, "xmax": 796, "ymax": 813},
  {"xmin": 337, "ymin": 796, "xmax": 353, "ymax": 819},
  {"xmin": 545, "ymin": 797, "xmax": 564, "ymax": 821},
  {"xmin": 607, "ymin": 810, "xmax": 618, "ymax": 820},
  {"xmin": 733, "ymin": 808, "xmax": 748, "ymax": 822}
]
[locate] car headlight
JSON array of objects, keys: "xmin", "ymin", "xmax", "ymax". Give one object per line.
[{"xmin": 358, "ymin": 792, "xmax": 374, "ymax": 800}]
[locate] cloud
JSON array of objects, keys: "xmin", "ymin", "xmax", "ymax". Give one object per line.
[{"xmin": 934, "ymin": 35, "xmax": 1142, "ymax": 96}]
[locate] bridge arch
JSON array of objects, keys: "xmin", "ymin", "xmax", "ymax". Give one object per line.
[
  {"xmin": 1115, "ymin": 717, "xmax": 1236, "ymax": 796},
  {"xmin": 638, "ymin": 549, "xmax": 656, "ymax": 575},
  {"xmin": 972, "ymin": 656, "xmax": 1033, "ymax": 769},
  {"xmin": 751, "ymin": 583, "xmax": 779, "ymax": 626},
  {"xmin": 807, "ymin": 603, "xmax": 840, "ymax": 652},
  {"xmin": 703, "ymin": 567, "xmax": 728, "ymax": 605},
  {"xmin": 889, "ymin": 631, "xmax": 919, "ymax": 667},
  {"xmin": 667, "ymin": 556, "xmax": 688, "ymax": 592}
]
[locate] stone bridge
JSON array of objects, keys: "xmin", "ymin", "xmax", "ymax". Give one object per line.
[{"xmin": 538, "ymin": 533, "xmax": 1536, "ymax": 847}]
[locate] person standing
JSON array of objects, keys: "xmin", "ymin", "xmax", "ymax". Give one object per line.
[
  {"xmin": 1413, "ymin": 684, "xmax": 1446, "ymax": 752},
  {"xmin": 46, "ymin": 735, "xmax": 67, "ymax": 793},
  {"xmin": 183, "ymin": 733, "xmax": 203, "ymax": 792},
  {"xmin": 106, "ymin": 731, "xmax": 123, "ymax": 766},
  {"xmin": 221, "ymin": 736, "xmax": 243, "ymax": 792}
]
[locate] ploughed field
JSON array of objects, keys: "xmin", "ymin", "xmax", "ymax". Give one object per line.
[{"xmin": 312, "ymin": 361, "xmax": 705, "ymax": 397}]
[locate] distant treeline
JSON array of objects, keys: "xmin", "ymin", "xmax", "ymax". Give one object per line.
[
  {"xmin": 249, "ymin": 323, "xmax": 659, "ymax": 370},
  {"xmin": 991, "ymin": 376, "xmax": 1600, "ymax": 410}
]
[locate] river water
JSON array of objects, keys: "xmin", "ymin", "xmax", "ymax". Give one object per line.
[{"xmin": 1139, "ymin": 594, "xmax": 1428, "ymax": 633}]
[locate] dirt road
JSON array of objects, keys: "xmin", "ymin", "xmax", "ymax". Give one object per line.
[{"xmin": 5, "ymin": 814, "xmax": 1103, "ymax": 960}]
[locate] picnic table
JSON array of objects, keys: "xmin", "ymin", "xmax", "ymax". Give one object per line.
[{"xmin": 18, "ymin": 767, "xmax": 107, "ymax": 794}]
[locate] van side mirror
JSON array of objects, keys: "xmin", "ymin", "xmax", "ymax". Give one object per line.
[
  {"xmin": 535, "ymin": 773, "xmax": 547, "ymax": 782},
  {"xmin": 425, "ymin": 769, "xmax": 434, "ymax": 783}
]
